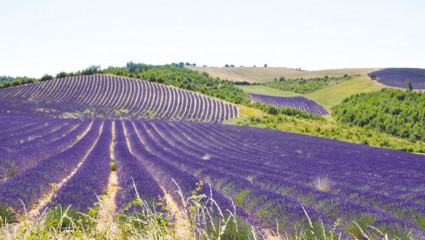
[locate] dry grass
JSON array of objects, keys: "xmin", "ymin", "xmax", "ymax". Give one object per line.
[
  {"xmin": 96, "ymin": 171, "xmax": 119, "ymax": 234},
  {"xmin": 305, "ymin": 76, "xmax": 383, "ymax": 111},
  {"xmin": 222, "ymin": 105, "xmax": 267, "ymax": 125},
  {"xmin": 186, "ymin": 66, "xmax": 381, "ymax": 83},
  {"xmin": 238, "ymin": 85, "xmax": 301, "ymax": 97}
]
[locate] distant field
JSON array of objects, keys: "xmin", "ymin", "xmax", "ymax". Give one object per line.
[
  {"xmin": 371, "ymin": 68, "xmax": 425, "ymax": 89},
  {"xmin": 239, "ymin": 75, "xmax": 383, "ymax": 112},
  {"xmin": 305, "ymin": 76, "xmax": 383, "ymax": 111},
  {"xmin": 186, "ymin": 66, "xmax": 381, "ymax": 83},
  {"xmin": 238, "ymin": 85, "xmax": 301, "ymax": 96}
]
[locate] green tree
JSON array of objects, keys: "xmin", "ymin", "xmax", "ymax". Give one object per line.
[
  {"xmin": 266, "ymin": 105, "xmax": 278, "ymax": 115},
  {"xmin": 56, "ymin": 72, "xmax": 68, "ymax": 79},
  {"xmin": 40, "ymin": 74, "xmax": 53, "ymax": 81},
  {"xmin": 406, "ymin": 79, "xmax": 413, "ymax": 91},
  {"xmin": 80, "ymin": 65, "xmax": 101, "ymax": 75}
]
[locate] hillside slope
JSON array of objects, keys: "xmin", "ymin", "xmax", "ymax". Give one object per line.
[
  {"xmin": 186, "ymin": 66, "xmax": 380, "ymax": 83},
  {"xmin": 305, "ymin": 76, "xmax": 383, "ymax": 110},
  {"xmin": 0, "ymin": 75, "xmax": 238, "ymax": 122}
]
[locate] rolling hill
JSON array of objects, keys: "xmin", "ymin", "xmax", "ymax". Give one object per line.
[
  {"xmin": 0, "ymin": 75, "xmax": 238, "ymax": 123},
  {"xmin": 186, "ymin": 66, "xmax": 380, "ymax": 83}
]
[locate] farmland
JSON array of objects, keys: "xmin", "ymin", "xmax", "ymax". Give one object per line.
[
  {"xmin": 370, "ymin": 68, "xmax": 425, "ymax": 89},
  {"xmin": 0, "ymin": 69, "xmax": 425, "ymax": 239},
  {"xmin": 1, "ymin": 113, "xmax": 425, "ymax": 239}
]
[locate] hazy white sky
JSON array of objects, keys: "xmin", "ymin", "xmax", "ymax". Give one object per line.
[{"xmin": 1, "ymin": 0, "xmax": 424, "ymax": 77}]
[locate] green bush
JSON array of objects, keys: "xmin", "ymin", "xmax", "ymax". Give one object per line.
[{"xmin": 332, "ymin": 88, "xmax": 425, "ymax": 140}]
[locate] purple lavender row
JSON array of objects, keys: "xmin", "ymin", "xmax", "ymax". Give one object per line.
[
  {"xmin": 128, "ymin": 120, "xmax": 249, "ymax": 219},
  {"xmin": 2, "ymin": 118, "xmax": 71, "ymax": 146},
  {"xmin": 136, "ymin": 123, "xmax": 420, "ymax": 233},
  {"xmin": 171, "ymin": 123, "xmax": 422, "ymax": 231},
  {"xmin": 169, "ymin": 124, "xmax": 424, "ymax": 232},
  {"xmin": 0, "ymin": 119, "xmax": 101, "ymax": 211},
  {"xmin": 12, "ymin": 119, "xmax": 80, "ymax": 151},
  {"xmin": 114, "ymin": 120, "xmax": 164, "ymax": 212},
  {"xmin": 0, "ymin": 75, "xmax": 238, "ymax": 123},
  {"xmin": 249, "ymin": 93, "xmax": 329, "ymax": 116},
  {"xmin": 0, "ymin": 115, "xmax": 46, "ymax": 133},
  {"xmin": 46, "ymin": 120, "xmax": 112, "ymax": 213},
  {"xmin": 179, "ymin": 122, "xmax": 425, "ymax": 211},
  {"xmin": 0, "ymin": 118, "xmax": 53, "ymax": 145},
  {"xmin": 0, "ymin": 119, "xmax": 91, "ymax": 181},
  {"xmin": 141, "ymin": 121, "xmax": 332, "ymax": 232}
]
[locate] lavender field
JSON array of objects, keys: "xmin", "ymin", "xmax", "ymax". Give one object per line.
[
  {"xmin": 249, "ymin": 93, "xmax": 329, "ymax": 115},
  {"xmin": 370, "ymin": 68, "xmax": 425, "ymax": 89},
  {"xmin": 1, "ymin": 111, "xmax": 425, "ymax": 238},
  {"xmin": 0, "ymin": 75, "xmax": 237, "ymax": 123}
]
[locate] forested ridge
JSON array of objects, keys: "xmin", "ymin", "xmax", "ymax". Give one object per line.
[{"xmin": 332, "ymin": 88, "xmax": 425, "ymax": 141}]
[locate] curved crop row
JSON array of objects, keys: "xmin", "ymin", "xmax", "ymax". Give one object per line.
[
  {"xmin": 0, "ymin": 114, "xmax": 424, "ymax": 237},
  {"xmin": 0, "ymin": 119, "xmax": 101, "ymax": 211},
  {"xmin": 0, "ymin": 75, "xmax": 238, "ymax": 123},
  {"xmin": 249, "ymin": 93, "xmax": 329, "ymax": 115}
]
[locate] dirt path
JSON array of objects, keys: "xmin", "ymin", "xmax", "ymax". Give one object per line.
[
  {"xmin": 262, "ymin": 228, "xmax": 283, "ymax": 240},
  {"xmin": 96, "ymin": 120, "xmax": 118, "ymax": 233},
  {"xmin": 96, "ymin": 171, "xmax": 119, "ymax": 233},
  {"xmin": 161, "ymin": 187, "xmax": 192, "ymax": 240}
]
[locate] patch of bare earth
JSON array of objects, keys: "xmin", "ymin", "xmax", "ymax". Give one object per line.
[
  {"xmin": 162, "ymin": 187, "xmax": 192, "ymax": 240},
  {"xmin": 262, "ymin": 228, "xmax": 283, "ymax": 240},
  {"xmin": 96, "ymin": 171, "xmax": 119, "ymax": 234},
  {"xmin": 96, "ymin": 120, "xmax": 118, "ymax": 233}
]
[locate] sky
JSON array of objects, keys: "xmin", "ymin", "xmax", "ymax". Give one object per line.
[{"xmin": 1, "ymin": 0, "xmax": 424, "ymax": 78}]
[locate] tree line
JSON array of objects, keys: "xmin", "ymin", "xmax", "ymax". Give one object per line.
[{"xmin": 263, "ymin": 75, "xmax": 353, "ymax": 94}]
